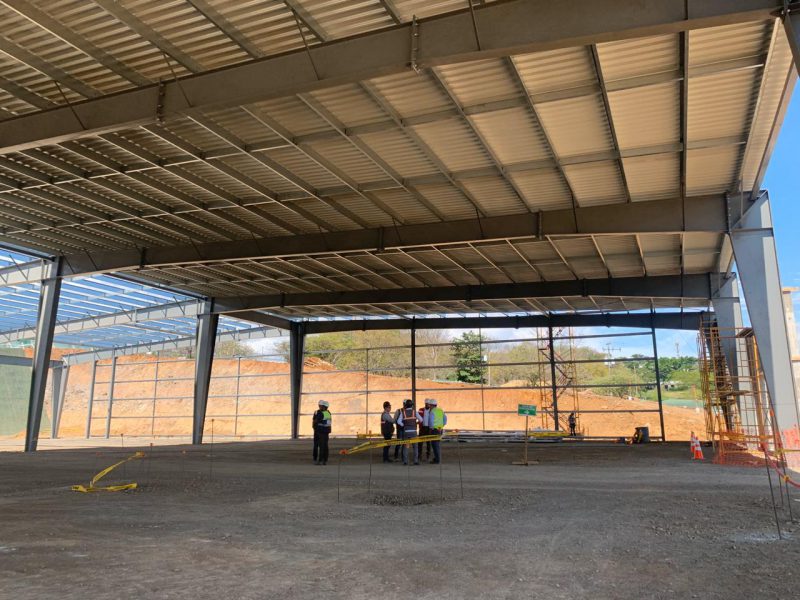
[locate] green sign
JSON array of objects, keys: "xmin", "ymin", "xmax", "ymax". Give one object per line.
[{"xmin": 518, "ymin": 404, "xmax": 537, "ymax": 416}]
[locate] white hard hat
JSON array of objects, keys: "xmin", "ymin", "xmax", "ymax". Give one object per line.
[
  {"xmin": 428, "ymin": 398, "xmax": 437, "ymax": 406},
  {"xmin": 319, "ymin": 400, "xmax": 330, "ymax": 407}
]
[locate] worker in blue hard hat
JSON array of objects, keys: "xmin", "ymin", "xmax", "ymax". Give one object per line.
[{"xmin": 312, "ymin": 400, "xmax": 332, "ymax": 465}]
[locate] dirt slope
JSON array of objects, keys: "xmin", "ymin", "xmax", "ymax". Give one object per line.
[{"xmin": 53, "ymin": 354, "xmax": 705, "ymax": 440}]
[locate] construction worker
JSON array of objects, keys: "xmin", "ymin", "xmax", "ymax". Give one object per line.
[
  {"xmin": 380, "ymin": 401, "xmax": 395, "ymax": 463},
  {"xmin": 418, "ymin": 400, "xmax": 433, "ymax": 461},
  {"xmin": 568, "ymin": 412, "xmax": 577, "ymax": 436},
  {"xmin": 423, "ymin": 398, "xmax": 447, "ymax": 464},
  {"xmin": 396, "ymin": 399, "xmax": 421, "ymax": 465},
  {"xmin": 393, "ymin": 402, "xmax": 405, "ymax": 461},
  {"xmin": 312, "ymin": 400, "xmax": 332, "ymax": 465}
]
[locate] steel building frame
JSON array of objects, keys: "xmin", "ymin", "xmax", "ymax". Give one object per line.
[{"xmin": 0, "ymin": 0, "xmax": 795, "ymax": 450}]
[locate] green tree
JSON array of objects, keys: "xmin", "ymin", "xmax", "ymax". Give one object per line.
[
  {"xmin": 451, "ymin": 331, "xmax": 487, "ymax": 384},
  {"xmin": 214, "ymin": 340, "xmax": 253, "ymax": 358},
  {"xmin": 589, "ymin": 363, "xmax": 645, "ymax": 398}
]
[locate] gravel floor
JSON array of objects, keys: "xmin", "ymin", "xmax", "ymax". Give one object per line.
[{"xmin": 1, "ymin": 440, "xmax": 799, "ymax": 600}]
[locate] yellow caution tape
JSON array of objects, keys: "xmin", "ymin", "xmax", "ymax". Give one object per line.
[
  {"xmin": 341, "ymin": 434, "xmax": 443, "ymax": 455},
  {"xmin": 71, "ymin": 451, "xmax": 145, "ymax": 493}
]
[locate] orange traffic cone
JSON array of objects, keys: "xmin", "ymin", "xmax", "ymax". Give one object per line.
[{"xmin": 690, "ymin": 432, "xmax": 704, "ymax": 460}]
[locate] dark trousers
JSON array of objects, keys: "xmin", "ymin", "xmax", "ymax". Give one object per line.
[
  {"xmin": 382, "ymin": 429, "xmax": 393, "ymax": 461},
  {"xmin": 569, "ymin": 424, "xmax": 576, "ymax": 436},
  {"xmin": 430, "ymin": 428, "xmax": 442, "ymax": 463},
  {"xmin": 418, "ymin": 426, "xmax": 431, "ymax": 459},
  {"xmin": 394, "ymin": 429, "xmax": 404, "ymax": 459},
  {"xmin": 313, "ymin": 429, "xmax": 330, "ymax": 463}
]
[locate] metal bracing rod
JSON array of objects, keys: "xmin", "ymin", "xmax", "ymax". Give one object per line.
[
  {"xmin": 192, "ymin": 300, "xmax": 219, "ymax": 444},
  {"xmin": 214, "ymin": 273, "xmax": 713, "ymax": 313},
  {"xmin": 33, "ymin": 194, "xmax": 730, "ymax": 282},
  {"xmin": 377, "ymin": 0, "xmax": 402, "ymax": 24},
  {"xmin": 358, "ymin": 80, "xmax": 489, "ymax": 217},
  {"xmin": 96, "ymin": 133, "xmax": 296, "ymax": 237},
  {"xmin": 0, "ymin": 0, "xmax": 781, "ymax": 154},
  {"xmin": 505, "ymin": 56, "xmax": 580, "ymax": 215},
  {"xmin": 139, "ymin": 126, "xmax": 307, "ymax": 234},
  {"xmin": 296, "ymin": 93, "xmax": 447, "ymax": 221},
  {"xmin": 24, "ymin": 258, "xmax": 62, "ymax": 452},
  {"xmin": 428, "ymin": 68, "xmax": 530, "ymax": 212},
  {"xmin": 589, "ymin": 45, "xmax": 632, "ymax": 204},
  {"xmin": 236, "ymin": 108, "xmax": 384, "ymax": 229},
  {"xmin": 0, "ymin": 0, "xmax": 151, "ymax": 86},
  {"xmin": 184, "ymin": 0, "xmax": 265, "ymax": 58}
]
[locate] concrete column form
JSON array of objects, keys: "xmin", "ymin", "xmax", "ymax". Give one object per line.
[
  {"xmin": 192, "ymin": 300, "xmax": 219, "ymax": 445},
  {"xmin": 24, "ymin": 258, "xmax": 62, "ymax": 452},
  {"xmin": 731, "ymin": 193, "xmax": 800, "ymax": 448}
]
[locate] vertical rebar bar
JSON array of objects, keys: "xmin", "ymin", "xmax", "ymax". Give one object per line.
[
  {"xmin": 457, "ymin": 432, "xmax": 464, "ymax": 499},
  {"xmin": 337, "ymin": 454, "xmax": 343, "ymax": 503},
  {"xmin": 763, "ymin": 450, "xmax": 783, "ymax": 539},
  {"xmin": 209, "ymin": 418, "xmax": 214, "ymax": 481},
  {"xmin": 368, "ymin": 446, "xmax": 373, "ymax": 495}
]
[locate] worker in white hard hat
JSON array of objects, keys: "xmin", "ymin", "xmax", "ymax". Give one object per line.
[
  {"xmin": 312, "ymin": 400, "xmax": 332, "ymax": 465},
  {"xmin": 421, "ymin": 398, "xmax": 447, "ymax": 464}
]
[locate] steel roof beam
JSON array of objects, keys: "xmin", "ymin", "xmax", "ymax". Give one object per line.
[
  {"xmin": 62, "ymin": 325, "xmax": 286, "ymax": 365},
  {"xmin": 302, "ymin": 311, "xmax": 705, "ymax": 333},
  {"xmin": 30, "ymin": 194, "xmax": 731, "ymax": 280},
  {"xmin": 214, "ymin": 273, "xmax": 714, "ymax": 313},
  {"xmin": 0, "ymin": 0, "xmax": 780, "ymax": 154},
  {"xmin": 0, "ymin": 300, "xmax": 201, "ymax": 343}
]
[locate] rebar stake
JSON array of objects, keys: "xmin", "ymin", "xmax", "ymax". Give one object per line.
[
  {"xmin": 763, "ymin": 450, "xmax": 783, "ymax": 540},
  {"xmin": 456, "ymin": 432, "xmax": 464, "ymax": 499},
  {"xmin": 337, "ymin": 454, "xmax": 343, "ymax": 503}
]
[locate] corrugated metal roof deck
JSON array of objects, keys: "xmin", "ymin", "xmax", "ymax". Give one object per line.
[{"xmin": 0, "ymin": 1, "xmax": 794, "ymax": 320}]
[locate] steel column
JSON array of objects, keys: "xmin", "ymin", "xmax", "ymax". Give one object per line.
[
  {"xmin": 785, "ymin": 5, "xmax": 800, "ymax": 73},
  {"xmin": 51, "ymin": 364, "xmax": 69, "ymax": 439},
  {"xmin": 84, "ymin": 360, "xmax": 96, "ymax": 438},
  {"xmin": 24, "ymin": 258, "xmax": 62, "ymax": 452},
  {"xmin": 411, "ymin": 320, "xmax": 417, "ymax": 408},
  {"xmin": 105, "ymin": 354, "xmax": 117, "ymax": 438},
  {"xmin": 731, "ymin": 193, "xmax": 800, "ymax": 444},
  {"xmin": 651, "ymin": 327, "xmax": 666, "ymax": 442},
  {"xmin": 548, "ymin": 325, "xmax": 559, "ymax": 429},
  {"xmin": 193, "ymin": 300, "xmax": 219, "ymax": 444},
  {"xmin": 712, "ymin": 276, "xmax": 745, "ymax": 375},
  {"xmin": 289, "ymin": 321, "xmax": 306, "ymax": 439}
]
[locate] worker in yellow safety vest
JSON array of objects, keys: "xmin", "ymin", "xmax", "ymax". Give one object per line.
[
  {"xmin": 422, "ymin": 398, "xmax": 447, "ymax": 464},
  {"xmin": 312, "ymin": 400, "xmax": 332, "ymax": 465}
]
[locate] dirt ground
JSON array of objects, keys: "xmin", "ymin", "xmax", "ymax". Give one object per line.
[
  {"xmin": 1, "ymin": 441, "xmax": 799, "ymax": 600},
  {"xmin": 50, "ymin": 355, "xmax": 705, "ymax": 441}
]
